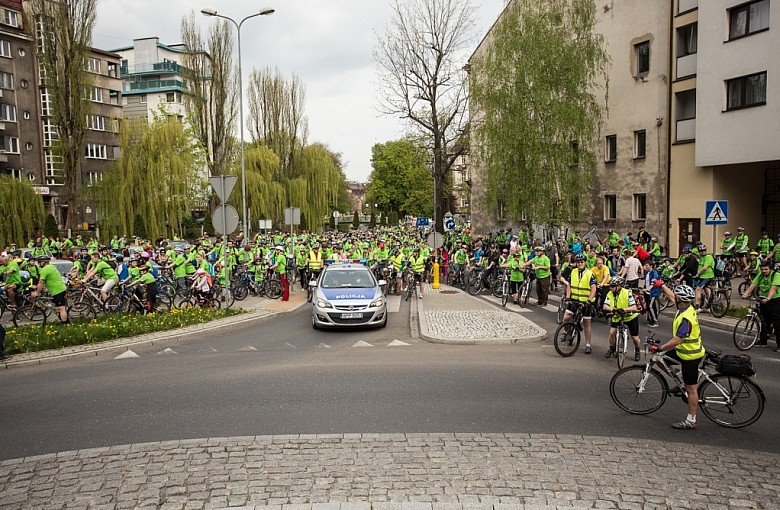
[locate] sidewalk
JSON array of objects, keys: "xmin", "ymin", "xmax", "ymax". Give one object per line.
[{"xmin": 0, "ymin": 290, "xmax": 309, "ymax": 368}]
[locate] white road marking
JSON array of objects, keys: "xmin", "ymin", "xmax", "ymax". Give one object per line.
[
  {"xmin": 318, "ymin": 343, "xmax": 331, "ymax": 349},
  {"xmin": 114, "ymin": 350, "xmax": 139, "ymax": 359},
  {"xmin": 386, "ymin": 295, "xmax": 402, "ymax": 313},
  {"xmin": 238, "ymin": 346, "xmax": 258, "ymax": 351},
  {"xmin": 388, "ymin": 340, "xmax": 410, "ymax": 347},
  {"xmin": 157, "ymin": 348, "xmax": 177, "ymax": 355},
  {"xmin": 285, "ymin": 343, "xmax": 296, "ymax": 349},
  {"xmin": 353, "ymin": 341, "xmax": 374, "ymax": 348}
]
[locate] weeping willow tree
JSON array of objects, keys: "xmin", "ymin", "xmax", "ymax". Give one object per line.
[
  {"xmin": 235, "ymin": 144, "xmax": 286, "ymax": 227},
  {"xmin": 0, "ymin": 177, "xmax": 46, "ymax": 247},
  {"xmin": 469, "ymin": 0, "xmax": 609, "ymax": 225},
  {"xmin": 89, "ymin": 117, "xmax": 200, "ymax": 239}
]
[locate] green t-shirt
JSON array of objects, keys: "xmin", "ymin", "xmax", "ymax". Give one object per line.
[
  {"xmin": 3, "ymin": 260, "xmax": 21, "ymax": 285},
  {"xmin": 275, "ymin": 256, "xmax": 286, "ymax": 275},
  {"xmin": 93, "ymin": 260, "xmax": 118, "ymax": 281},
  {"xmin": 172, "ymin": 255, "xmax": 187, "ymax": 278},
  {"xmin": 39, "ymin": 264, "xmax": 66, "ymax": 296},
  {"xmin": 752, "ymin": 271, "xmax": 780, "ymax": 300},
  {"xmin": 138, "ymin": 272, "xmax": 156, "ymax": 285},
  {"xmin": 532, "ymin": 254, "xmax": 551, "ymax": 279},
  {"xmin": 697, "ymin": 254, "xmax": 715, "ymax": 280},
  {"xmin": 507, "ymin": 255, "xmax": 525, "ymax": 282}
]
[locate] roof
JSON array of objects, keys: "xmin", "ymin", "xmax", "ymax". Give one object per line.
[{"xmin": 110, "ymin": 39, "xmax": 188, "ymax": 54}]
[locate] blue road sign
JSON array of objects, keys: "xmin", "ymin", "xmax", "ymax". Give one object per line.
[
  {"xmin": 444, "ymin": 218, "xmax": 456, "ymax": 231},
  {"xmin": 705, "ymin": 200, "xmax": 728, "ymax": 225},
  {"xmin": 416, "ymin": 217, "xmax": 430, "ymax": 227}
]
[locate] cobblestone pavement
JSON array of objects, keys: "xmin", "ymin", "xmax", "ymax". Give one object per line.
[
  {"xmin": 418, "ymin": 284, "xmax": 546, "ymax": 344},
  {"xmin": 1, "ymin": 433, "xmax": 778, "ymax": 509}
]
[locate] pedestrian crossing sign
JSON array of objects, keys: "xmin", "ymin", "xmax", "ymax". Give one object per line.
[{"xmin": 705, "ymin": 200, "xmax": 728, "ymax": 225}]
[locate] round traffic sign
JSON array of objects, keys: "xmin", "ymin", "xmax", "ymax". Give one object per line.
[
  {"xmin": 427, "ymin": 231, "xmax": 444, "ymax": 250},
  {"xmin": 212, "ymin": 204, "xmax": 240, "ymax": 235},
  {"xmin": 444, "ymin": 218, "xmax": 455, "ymax": 231}
]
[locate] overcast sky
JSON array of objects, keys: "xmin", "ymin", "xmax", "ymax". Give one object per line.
[{"xmin": 93, "ymin": 0, "xmax": 508, "ymax": 182}]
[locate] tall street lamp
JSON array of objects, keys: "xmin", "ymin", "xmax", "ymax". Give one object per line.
[{"xmin": 201, "ymin": 6, "xmax": 275, "ymax": 239}]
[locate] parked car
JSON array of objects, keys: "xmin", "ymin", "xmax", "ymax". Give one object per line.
[{"xmin": 311, "ymin": 263, "xmax": 387, "ymax": 329}]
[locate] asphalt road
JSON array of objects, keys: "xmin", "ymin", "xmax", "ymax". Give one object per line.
[{"xmin": 1, "ymin": 293, "xmax": 778, "ymax": 461}]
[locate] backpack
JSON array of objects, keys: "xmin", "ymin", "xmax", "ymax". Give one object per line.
[
  {"xmin": 205, "ymin": 273, "xmax": 213, "ymax": 287},
  {"xmin": 714, "ymin": 257, "xmax": 726, "ymax": 277}
]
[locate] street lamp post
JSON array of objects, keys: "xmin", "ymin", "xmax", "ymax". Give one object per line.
[{"xmin": 201, "ymin": 6, "xmax": 275, "ymax": 240}]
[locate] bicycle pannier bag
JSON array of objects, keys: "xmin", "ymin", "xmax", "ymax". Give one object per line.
[{"xmin": 717, "ymin": 354, "xmax": 755, "ymax": 377}]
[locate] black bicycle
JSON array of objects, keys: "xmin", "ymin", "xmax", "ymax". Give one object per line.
[{"xmin": 553, "ymin": 300, "xmax": 587, "ymax": 357}]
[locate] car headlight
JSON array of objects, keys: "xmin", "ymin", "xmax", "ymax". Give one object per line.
[
  {"xmin": 369, "ymin": 297, "xmax": 386, "ymax": 308},
  {"xmin": 316, "ymin": 298, "xmax": 333, "ymax": 309}
]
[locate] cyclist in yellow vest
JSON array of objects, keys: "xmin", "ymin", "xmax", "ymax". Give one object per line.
[
  {"xmin": 650, "ymin": 283, "xmax": 705, "ymax": 430},
  {"xmin": 409, "ymin": 247, "xmax": 426, "ymax": 299},
  {"xmin": 602, "ymin": 276, "xmax": 642, "ymax": 361},
  {"xmin": 306, "ymin": 243, "xmax": 324, "ymax": 288},
  {"xmin": 563, "ymin": 254, "xmax": 597, "ymax": 354}
]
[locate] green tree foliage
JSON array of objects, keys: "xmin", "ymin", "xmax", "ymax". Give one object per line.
[
  {"xmin": 44, "ymin": 214, "xmax": 59, "ymax": 238},
  {"xmin": 369, "ymin": 139, "xmax": 434, "ymax": 217},
  {"xmin": 28, "ymin": 0, "xmax": 97, "ymax": 230},
  {"xmin": 469, "ymin": 0, "xmax": 609, "ymax": 224},
  {"xmin": 352, "ymin": 210, "xmax": 360, "ymax": 229},
  {"xmin": 89, "ymin": 117, "xmax": 200, "ymax": 239},
  {"xmin": 0, "ymin": 177, "xmax": 46, "ymax": 247}
]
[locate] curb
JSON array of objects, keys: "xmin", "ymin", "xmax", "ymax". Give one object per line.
[{"xmin": 1, "ymin": 299, "xmax": 309, "ymax": 369}]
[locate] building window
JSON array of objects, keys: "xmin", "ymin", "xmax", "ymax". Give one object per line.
[
  {"xmin": 727, "ymin": 71, "xmax": 767, "ymax": 110},
  {"xmin": 9, "ymin": 168, "xmax": 21, "ymax": 180},
  {"xmin": 17, "ymin": 47, "xmax": 24, "ymax": 57},
  {"xmin": 605, "ymin": 135, "xmax": 617, "ymax": 162},
  {"xmin": 633, "ymin": 194, "xmax": 647, "ymax": 220},
  {"xmin": 3, "ymin": 9, "xmax": 18, "ymax": 27},
  {"xmin": 3, "ymin": 136, "xmax": 19, "ymax": 153},
  {"xmin": 635, "ymin": 41, "xmax": 650, "ymax": 76},
  {"xmin": 634, "ymin": 130, "xmax": 646, "ymax": 159},
  {"xmin": 41, "ymin": 89, "xmax": 51, "ymax": 116},
  {"xmin": 25, "ymin": 142, "xmax": 32, "ymax": 151},
  {"xmin": 87, "ymin": 172, "xmax": 103, "ymax": 186},
  {"xmin": 85, "ymin": 143, "xmax": 107, "ymax": 159},
  {"xmin": 0, "ymin": 71, "xmax": 12, "ymax": 89},
  {"xmin": 88, "ymin": 86, "xmax": 103, "ymax": 102},
  {"xmin": 87, "ymin": 114, "xmax": 106, "ymax": 131},
  {"xmin": 677, "ymin": 23, "xmax": 698, "ymax": 56},
  {"xmin": 140, "ymin": 94, "xmax": 147, "ymax": 104},
  {"xmin": 729, "ymin": 0, "xmax": 770, "ymax": 40},
  {"xmin": 0, "ymin": 103, "xmax": 16, "ymax": 122},
  {"xmin": 87, "ymin": 57, "xmax": 101, "ymax": 74},
  {"xmin": 604, "ymin": 195, "xmax": 617, "ymax": 221},
  {"xmin": 23, "ymin": 111, "xmax": 30, "ymax": 120},
  {"xmin": 0, "ymin": 40, "xmax": 10, "ymax": 58},
  {"xmin": 43, "ymin": 120, "xmax": 59, "ymax": 147},
  {"xmin": 19, "ymin": 79, "xmax": 27, "ymax": 88},
  {"xmin": 107, "ymin": 62, "xmax": 118, "ymax": 78}
]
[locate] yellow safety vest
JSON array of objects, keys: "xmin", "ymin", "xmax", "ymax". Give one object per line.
[
  {"xmin": 570, "ymin": 268, "xmax": 594, "ymax": 303},
  {"xmin": 308, "ymin": 251, "xmax": 323, "ymax": 270},
  {"xmin": 606, "ymin": 288, "xmax": 639, "ymax": 323},
  {"xmin": 672, "ymin": 305, "xmax": 704, "ymax": 360},
  {"xmin": 411, "ymin": 255, "xmax": 425, "ymax": 273}
]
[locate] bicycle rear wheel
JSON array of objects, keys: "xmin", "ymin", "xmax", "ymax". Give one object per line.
[
  {"xmin": 710, "ymin": 291, "xmax": 730, "ymax": 318},
  {"xmin": 501, "ymin": 281, "xmax": 509, "ymax": 307},
  {"xmin": 733, "ymin": 315, "xmax": 759, "ymax": 351},
  {"xmin": 13, "ymin": 303, "xmax": 47, "ymax": 327},
  {"xmin": 699, "ymin": 374, "xmax": 765, "ymax": 428},
  {"xmin": 657, "ymin": 293, "xmax": 671, "ymax": 311},
  {"xmin": 68, "ymin": 301, "xmax": 96, "ymax": 321},
  {"xmin": 266, "ymin": 281, "xmax": 283, "ymax": 300},
  {"xmin": 609, "ymin": 366, "xmax": 668, "ymax": 415},
  {"xmin": 556, "ymin": 300, "xmax": 565, "ymax": 324},
  {"xmin": 616, "ymin": 328, "xmax": 629, "ymax": 370},
  {"xmin": 467, "ymin": 272, "xmax": 481, "ymax": 295},
  {"xmin": 553, "ymin": 323, "xmax": 580, "ymax": 357},
  {"xmin": 521, "ymin": 281, "xmax": 530, "ymax": 307}
]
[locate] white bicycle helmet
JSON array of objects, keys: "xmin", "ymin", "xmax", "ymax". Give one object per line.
[{"xmin": 673, "ymin": 284, "xmax": 696, "ymax": 303}]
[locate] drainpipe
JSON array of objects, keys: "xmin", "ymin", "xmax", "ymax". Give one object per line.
[{"xmin": 665, "ymin": 0, "xmax": 674, "ymax": 256}]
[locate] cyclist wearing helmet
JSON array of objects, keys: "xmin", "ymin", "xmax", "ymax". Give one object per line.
[
  {"xmin": 757, "ymin": 230, "xmax": 774, "ymax": 258},
  {"xmin": 740, "ymin": 259, "xmax": 780, "ymax": 351},
  {"xmin": 562, "ymin": 253, "xmax": 596, "ymax": 353},
  {"xmin": 735, "ymin": 227, "xmax": 749, "ymax": 276},
  {"xmin": 693, "ymin": 243, "xmax": 715, "ymax": 310},
  {"xmin": 720, "ymin": 231, "xmax": 735, "ymax": 258},
  {"xmin": 409, "ymin": 247, "xmax": 426, "ymax": 299},
  {"xmin": 527, "ymin": 246, "xmax": 551, "ymax": 306},
  {"xmin": 673, "ymin": 244, "xmax": 698, "ymax": 287},
  {"xmin": 650, "ymin": 281, "xmax": 705, "ymax": 430},
  {"xmin": 32, "ymin": 256, "xmax": 68, "ymax": 323},
  {"xmin": 602, "ymin": 276, "xmax": 642, "ymax": 361}
]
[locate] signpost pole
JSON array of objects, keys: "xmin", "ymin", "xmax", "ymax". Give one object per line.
[{"xmin": 221, "ymin": 176, "xmax": 228, "ymax": 286}]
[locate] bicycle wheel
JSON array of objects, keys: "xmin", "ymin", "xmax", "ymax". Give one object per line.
[
  {"xmin": 266, "ymin": 281, "xmax": 283, "ymax": 300},
  {"xmin": 306, "ymin": 285, "xmax": 314, "ymax": 303},
  {"xmin": 232, "ymin": 283, "xmax": 248, "ymax": 301},
  {"xmin": 501, "ymin": 281, "xmax": 509, "ymax": 307},
  {"xmin": 68, "ymin": 301, "xmax": 96, "ymax": 321},
  {"xmin": 738, "ymin": 280, "xmax": 750, "ymax": 297},
  {"xmin": 609, "ymin": 366, "xmax": 668, "ymax": 415},
  {"xmin": 492, "ymin": 278, "xmax": 503, "ymax": 298},
  {"xmin": 553, "ymin": 323, "xmax": 580, "ymax": 357},
  {"xmin": 215, "ymin": 286, "xmax": 236, "ymax": 309},
  {"xmin": 103, "ymin": 295, "xmax": 122, "ymax": 314},
  {"xmin": 467, "ymin": 271, "xmax": 481, "ymax": 295},
  {"xmin": 205, "ymin": 298, "xmax": 221, "ymax": 310},
  {"xmin": 733, "ymin": 315, "xmax": 759, "ymax": 351},
  {"xmin": 556, "ymin": 300, "xmax": 565, "ymax": 324},
  {"xmin": 710, "ymin": 291, "xmax": 730, "ymax": 318},
  {"xmin": 521, "ymin": 282, "xmax": 530, "ymax": 307},
  {"xmin": 159, "ymin": 283, "xmax": 176, "ymax": 299},
  {"xmin": 13, "ymin": 303, "xmax": 47, "ymax": 327},
  {"xmin": 657, "ymin": 293, "xmax": 671, "ymax": 311},
  {"xmin": 176, "ymin": 298, "xmax": 194, "ymax": 310},
  {"xmin": 699, "ymin": 374, "xmax": 765, "ymax": 428},
  {"xmin": 616, "ymin": 328, "xmax": 629, "ymax": 370}
]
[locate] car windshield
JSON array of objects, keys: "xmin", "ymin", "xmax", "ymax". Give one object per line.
[{"xmin": 321, "ymin": 270, "xmax": 374, "ymax": 289}]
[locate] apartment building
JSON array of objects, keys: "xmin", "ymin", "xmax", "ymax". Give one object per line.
[
  {"xmin": 0, "ymin": 0, "xmax": 45, "ymax": 191},
  {"xmin": 112, "ymin": 37, "xmax": 188, "ymax": 123},
  {"xmin": 669, "ymin": 0, "xmax": 780, "ymax": 255}
]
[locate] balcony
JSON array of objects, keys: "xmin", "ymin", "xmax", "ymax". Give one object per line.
[
  {"xmin": 676, "ymin": 53, "xmax": 697, "ymax": 79},
  {"xmin": 122, "ymin": 79, "xmax": 185, "ymax": 94},
  {"xmin": 120, "ymin": 61, "xmax": 184, "ymax": 77},
  {"xmin": 676, "ymin": 118, "xmax": 696, "ymax": 142},
  {"xmin": 679, "ymin": 0, "xmax": 698, "ymax": 13}
]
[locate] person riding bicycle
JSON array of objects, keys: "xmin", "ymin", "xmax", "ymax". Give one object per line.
[
  {"xmin": 31, "ymin": 256, "xmax": 68, "ymax": 323},
  {"xmin": 450, "ymin": 244, "xmax": 470, "ymax": 283},
  {"xmin": 409, "ymin": 247, "xmax": 426, "ymax": 299},
  {"xmin": 735, "ymin": 226, "xmax": 750, "ymax": 276},
  {"xmin": 693, "ymin": 243, "xmax": 715, "ymax": 311},
  {"xmin": 674, "ymin": 244, "xmax": 698, "ymax": 286},
  {"xmin": 0, "ymin": 252, "xmax": 21, "ymax": 307},
  {"xmin": 740, "ymin": 259, "xmax": 780, "ymax": 351},
  {"xmin": 650, "ymin": 283, "xmax": 705, "ymax": 429},
  {"xmin": 190, "ymin": 268, "xmax": 213, "ymax": 304},
  {"xmin": 563, "ymin": 254, "xmax": 597, "ymax": 354},
  {"xmin": 82, "ymin": 252, "xmax": 119, "ymax": 302},
  {"xmin": 126, "ymin": 264, "xmax": 158, "ymax": 312},
  {"xmin": 602, "ymin": 276, "xmax": 642, "ymax": 361}
]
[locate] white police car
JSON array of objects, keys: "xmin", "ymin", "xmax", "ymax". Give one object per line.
[{"xmin": 311, "ymin": 263, "xmax": 387, "ymax": 329}]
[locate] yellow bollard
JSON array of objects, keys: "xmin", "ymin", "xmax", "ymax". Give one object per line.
[{"xmin": 432, "ymin": 261, "xmax": 440, "ymax": 289}]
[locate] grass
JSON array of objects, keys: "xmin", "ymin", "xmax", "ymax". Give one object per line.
[
  {"xmin": 4, "ymin": 307, "xmax": 242, "ymax": 356},
  {"xmin": 723, "ymin": 305, "xmax": 750, "ymax": 319}
]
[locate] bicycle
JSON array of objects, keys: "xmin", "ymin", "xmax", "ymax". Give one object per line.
[
  {"xmin": 607, "ymin": 311, "xmax": 631, "ymax": 370},
  {"xmin": 517, "ymin": 275, "xmax": 531, "ymax": 307},
  {"xmin": 211, "ymin": 283, "xmax": 236, "ymax": 309},
  {"xmin": 610, "ymin": 334, "xmax": 765, "ymax": 428},
  {"xmin": 733, "ymin": 297, "xmax": 768, "ymax": 351},
  {"xmin": 697, "ymin": 277, "xmax": 731, "ymax": 318},
  {"xmin": 500, "ymin": 270, "xmax": 510, "ymax": 307},
  {"xmin": 553, "ymin": 300, "xmax": 588, "ymax": 357},
  {"xmin": 446, "ymin": 265, "xmax": 468, "ymax": 291},
  {"xmin": 13, "ymin": 294, "xmax": 96, "ymax": 327},
  {"xmin": 402, "ymin": 268, "xmax": 417, "ymax": 301}
]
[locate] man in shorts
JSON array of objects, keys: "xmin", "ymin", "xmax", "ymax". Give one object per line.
[
  {"xmin": 602, "ymin": 276, "xmax": 642, "ymax": 361},
  {"xmin": 83, "ymin": 252, "xmax": 120, "ymax": 301},
  {"xmin": 31, "ymin": 256, "xmax": 68, "ymax": 323}
]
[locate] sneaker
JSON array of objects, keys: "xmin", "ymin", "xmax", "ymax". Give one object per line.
[
  {"xmin": 604, "ymin": 347, "xmax": 615, "ymax": 358},
  {"xmin": 672, "ymin": 420, "xmax": 697, "ymax": 430},
  {"xmin": 418, "ymin": 294, "xmax": 422, "ymax": 299},
  {"xmin": 634, "ymin": 349, "xmax": 641, "ymax": 361},
  {"xmin": 648, "ymin": 323, "xmax": 659, "ymax": 328},
  {"xmin": 584, "ymin": 345, "xmax": 592, "ymax": 354}
]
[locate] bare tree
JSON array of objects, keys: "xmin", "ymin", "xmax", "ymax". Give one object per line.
[
  {"xmin": 246, "ymin": 66, "xmax": 308, "ymax": 182},
  {"xmin": 374, "ymin": 0, "xmax": 475, "ymax": 232},
  {"xmin": 27, "ymin": 0, "xmax": 97, "ymax": 230},
  {"xmin": 180, "ymin": 13, "xmax": 237, "ymax": 176}
]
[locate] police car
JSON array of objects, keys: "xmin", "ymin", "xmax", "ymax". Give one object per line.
[{"xmin": 311, "ymin": 263, "xmax": 387, "ymax": 329}]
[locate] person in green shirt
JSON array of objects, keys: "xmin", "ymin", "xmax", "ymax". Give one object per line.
[
  {"xmin": 741, "ymin": 259, "xmax": 780, "ymax": 350},
  {"xmin": 693, "ymin": 243, "xmax": 716, "ymax": 310},
  {"xmin": 0, "ymin": 252, "xmax": 21, "ymax": 306},
  {"xmin": 756, "ymin": 231, "xmax": 774, "ymax": 258},
  {"xmin": 125, "ymin": 264, "xmax": 158, "ymax": 313},
  {"xmin": 83, "ymin": 252, "xmax": 119, "ymax": 301},
  {"xmin": 504, "ymin": 248, "xmax": 526, "ymax": 304},
  {"xmin": 527, "ymin": 246, "xmax": 551, "ymax": 306},
  {"xmin": 31, "ymin": 256, "xmax": 68, "ymax": 323},
  {"xmin": 270, "ymin": 245, "xmax": 289, "ymax": 301},
  {"xmin": 167, "ymin": 248, "xmax": 188, "ymax": 293}
]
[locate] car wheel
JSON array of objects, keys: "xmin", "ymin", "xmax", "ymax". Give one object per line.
[{"xmin": 312, "ymin": 314, "xmax": 319, "ymax": 330}]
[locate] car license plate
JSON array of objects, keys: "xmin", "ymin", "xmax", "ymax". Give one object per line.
[{"xmin": 340, "ymin": 313, "xmax": 363, "ymax": 319}]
